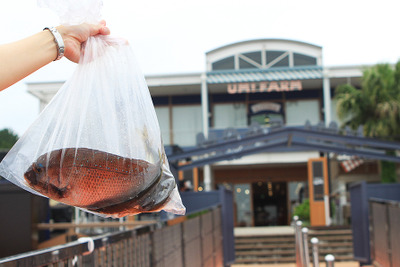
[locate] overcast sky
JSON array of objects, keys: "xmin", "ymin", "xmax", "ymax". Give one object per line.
[{"xmin": 1, "ymin": 0, "xmax": 400, "ymax": 136}]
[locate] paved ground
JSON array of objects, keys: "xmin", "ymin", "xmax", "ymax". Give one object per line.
[{"xmin": 232, "ymin": 262, "xmax": 360, "ymax": 267}]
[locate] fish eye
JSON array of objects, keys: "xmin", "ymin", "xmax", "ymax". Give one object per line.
[{"xmin": 33, "ymin": 163, "xmax": 44, "ymax": 174}]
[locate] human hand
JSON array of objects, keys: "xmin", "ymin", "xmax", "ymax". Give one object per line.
[{"xmin": 57, "ymin": 21, "xmax": 110, "ymax": 63}]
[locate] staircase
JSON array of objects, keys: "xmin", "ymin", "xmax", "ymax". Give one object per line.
[{"xmin": 234, "ymin": 226, "xmax": 354, "ymax": 264}]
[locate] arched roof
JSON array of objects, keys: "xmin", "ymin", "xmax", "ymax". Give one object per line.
[{"xmin": 206, "ymin": 38, "xmax": 323, "ymax": 72}]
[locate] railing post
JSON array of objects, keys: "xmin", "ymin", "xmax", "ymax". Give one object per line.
[
  {"xmin": 325, "ymin": 254, "xmax": 335, "ymax": 267},
  {"xmin": 311, "ymin": 237, "xmax": 319, "ymax": 267},
  {"xmin": 293, "ymin": 215, "xmax": 299, "ymax": 225},
  {"xmin": 295, "ymin": 220, "xmax": 304, "ymax": 267},
  {"xmin": 302, "ymin": 227, "xmax": 310, "ymax": 267}
]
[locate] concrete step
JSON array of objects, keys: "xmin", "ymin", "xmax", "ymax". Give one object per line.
[
  {"xmin": 236, "ymin": 241, "xmax": 353, "ymax": 250},
  {"xmin": 235, "ymin": 236, "xmax": 295, "ymax": 244},
  {"xmin": 236, "ymin": 247, "xmax": 352, "ymax": 256},
  {"xmin": 236, "ymin": 243, "xmax": 295, "ymax": 250},
  {"xmin": 235, "ymin": 254, "xmax": 355, "ymax": 264},
  {"xmin": 234, "ymin": 226, "xmax": 354, "ymax": 265}
]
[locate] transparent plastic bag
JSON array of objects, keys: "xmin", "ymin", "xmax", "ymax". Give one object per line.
[{"xmin": 0, "ymin": 0, "xmax": 185, "ymax": 218}]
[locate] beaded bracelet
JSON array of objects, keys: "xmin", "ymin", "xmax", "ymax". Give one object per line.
[{"xmin": 43, "ymin": 27, "xmax": 65, "ymax": 61}]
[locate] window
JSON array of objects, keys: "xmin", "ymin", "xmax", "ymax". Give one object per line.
[
  {"xmin": 243, "ymin": 51, "xmax": 262, "ymax": 64},
  {"xmin": 285, "ymin": 100, "xmax": 320, "ymax": 126},
  {"xmin": 293, "ymin": 53, "xmax": 317, "ymax": 66},
  {"xmin": 212, "ymin": 56, "xmax": 235, "ymax": 71},
  {"xmin": 155, "ymin": 107, "xmax": 170, "ymax": 145},
  {"xmin": 172, "ymin": 105, "xmax": 202, "ymax": 147},
  {"xmin": 330, "ymin": 99, "xmax": 345, "ymax": 126},
  {"xmin": 270, "ymin": 55, "xmax": 289, "ymax": 68},
  {"xmin": 240, "ymin": 51, "xmax": 262, "ymax": 69},
  {"xmin": 267, "ymin": 51, "xmax": 285, "ymax": 64},
  {"xmin": 234, "ymin": 184, "xmax": 252, "ymax": 226},
  {"xmin": 214, "ymin": 103, "xmax": 247, "ymax": 129},
  {"xmin": 239, "ymin": 58, "xmax": 258, "ymax": 69},
  {"xmin": 266, "ymin": 51, "xmax": 289, "ymax": 68}
]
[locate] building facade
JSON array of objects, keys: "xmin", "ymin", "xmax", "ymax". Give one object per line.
[{"xmin": 28, "ymin": 39, "xmax": 381, "ymax": 226}]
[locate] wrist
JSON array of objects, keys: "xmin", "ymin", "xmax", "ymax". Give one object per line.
[{"xmin": 43, "ymin": 27, "xmax": 65, "ymax": 61}]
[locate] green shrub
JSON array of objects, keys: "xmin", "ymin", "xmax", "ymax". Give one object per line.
[{"xmin": 294, "ymin": 199, "xmax": 310, "ymax": 222}]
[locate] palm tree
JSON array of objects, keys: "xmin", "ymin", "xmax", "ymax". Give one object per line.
[
  {"xmin": 335, "ymin": 61, "xmax": 400, "ymax": 183},
  {"xmin": 0, "ymin": 128, "xmax": 19, "ymax": 149}
]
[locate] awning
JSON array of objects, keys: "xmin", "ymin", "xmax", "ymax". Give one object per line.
[{"xmin": 207, "ymin": 66, "xmax": 323, "ymax": 84}]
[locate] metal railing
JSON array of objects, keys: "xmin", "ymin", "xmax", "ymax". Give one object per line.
[
  {"xmin": 369, "ymin": 198, "xmax": 400, "ymax": 267},
  {"xmin": 293, "ymin": 216, "xmax": 335, "ymax": 267},
  {"xmin": 0, "ymin": 206, "xmax": 224, "ymax": 267}
]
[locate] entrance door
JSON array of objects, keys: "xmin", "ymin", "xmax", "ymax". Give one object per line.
[{"xmin": 252, "ymin": 182, "xmax": 288, "ymax": 226}]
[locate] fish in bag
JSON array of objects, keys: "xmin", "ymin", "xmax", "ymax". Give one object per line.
[{"xmin": 0, "ymin": 0, "xmax": 185, "ymax": 218}]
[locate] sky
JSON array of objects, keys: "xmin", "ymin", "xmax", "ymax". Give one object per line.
[{"xmin": 1, "ymin": 0, "xmax": 400, "ymax": 137}]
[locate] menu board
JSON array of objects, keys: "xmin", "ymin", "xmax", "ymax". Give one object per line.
[{"xmin": 312, "ymin": 161, "xmax": 324, "ymax": 201}]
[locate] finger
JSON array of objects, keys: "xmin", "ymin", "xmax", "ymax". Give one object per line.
[
  {"xmin": 99, "ymin": 26, "xmax": 110, "ymax": 35},
  {"xmin": 88, "ymin": 23, "xmax": 110, "ymax": 36}
]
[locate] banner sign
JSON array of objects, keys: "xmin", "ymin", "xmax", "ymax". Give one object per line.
[{"xmin": 227, "ymin": 80, "xmax": 302, "ymax": 94}]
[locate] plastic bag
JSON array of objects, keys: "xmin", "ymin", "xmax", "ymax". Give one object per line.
[{"xmin": 0, "ymin": 0, "xmax": 185, "ymax": 218}]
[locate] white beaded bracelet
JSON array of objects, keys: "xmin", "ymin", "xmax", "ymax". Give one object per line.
[{"xmin": 43, "ymin": 27, "xmax": 65, "ymax": 61}]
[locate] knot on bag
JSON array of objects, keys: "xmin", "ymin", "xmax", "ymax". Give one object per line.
[{"xmin": 38, "ymin": 0, "xmax": 103, "ymax": 25}]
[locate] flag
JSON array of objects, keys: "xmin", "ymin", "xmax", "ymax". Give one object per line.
[{"xmin": 341, "ymin": 156, "xmax": 364, "ymax": 172}]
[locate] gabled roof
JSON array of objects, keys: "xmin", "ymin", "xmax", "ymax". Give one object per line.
[{"xmin": 168, "ymin": 123, "xmax": 400, "ymax": 170}]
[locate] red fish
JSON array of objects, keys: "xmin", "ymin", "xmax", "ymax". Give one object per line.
[{"xmin": 24, "ymin": 148, "xmax": 175, "ymax": 217}]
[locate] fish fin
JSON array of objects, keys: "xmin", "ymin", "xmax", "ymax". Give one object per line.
[{"xmin": 49, "ymin": 184, "xmax": 70, "ymax": 199}]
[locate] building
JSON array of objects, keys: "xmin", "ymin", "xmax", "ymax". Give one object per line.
[{"xmin": 27, "ymin": 38, "xmax": 382, "ymax": 227}]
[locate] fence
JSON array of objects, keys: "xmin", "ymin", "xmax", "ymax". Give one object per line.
[
  {"xmin": 0, "ymin": 205, "xmax": 224, "ymax": 267},
  {"xmin": 349, "ymin": 181, "xmax": 400, "ymax": 265},
  {"xmin": 369, "ymin": 199, "xmax": 400, "ymax": 267}
]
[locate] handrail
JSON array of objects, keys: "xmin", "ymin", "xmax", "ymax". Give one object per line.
[
  {"xmin": 0, "ymin": 205, "xmax": 223, "ymax": 267},
  {"xmin": 0, "ymin": 224, "xmax": 154, "ymax": 266},
  {"xmin": 293, "ymin": 217, "xmax": 336, "ymax": 267},
  {"xmin": 36, "ymin": 221, "xmax": 156, "ymax": 230}
]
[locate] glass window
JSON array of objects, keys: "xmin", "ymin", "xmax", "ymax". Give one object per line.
[
  {"xmin": 330, "ymin": 99, "xmax": 343, "ymax": 126},
  {"xmin": 293, "ymin": 53, "xmax": 317, "ymax": 66},
  {"xmin": 172, "ymin": 105, "xmax": 202, "ymax": 147},
  {"xmin": 243, "ymin": 51, "xmax": 262, "ymax": 64},
  {"xmin": 266, "ymin": 51, "xmax": 285, "ymax": 64},
  {"xmin": 234, "ymin": 184, "xmax": 252, "ymax": 227},
  {"xmin": 270, "ymin": 55, "xmax": 289, "ymax": 68},
  {"xmin": 289, "ymin": 182, "xmax": 306, "ymax": 205},
  {"xmin": 155, "ymin": 106, "xmax": 170, "ymax": 145},
  {"xmin": 285, "ymin": 100, "xmax": 320, "ymax": 126},
  {"xmin": 212, "ymin": 56, "xmax": 235, "ymax": 71},
  {"xmin": 239, "ymin": 58, "xmax": 258, "ymax": 69},
  {"xmin": 214, "ymin": 103, "xmax": 247, "ymax": 129}
]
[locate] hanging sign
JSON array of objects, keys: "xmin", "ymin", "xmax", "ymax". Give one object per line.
[
  {"xmin": 251, "ymin": 102, "xmax": 281, "ymax": 114},
  {"xmin": 227, "ymin": 80, "xmax": 302, "ymax": 94}
]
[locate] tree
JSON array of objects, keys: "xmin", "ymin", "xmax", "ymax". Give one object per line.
[
  {"xmin": 0, "ymin": 128, "xmax": 19, "ymax": 149},
  {"xmin": 335, "ymin": 61, "xmax": 400, "ymax": 183}
]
